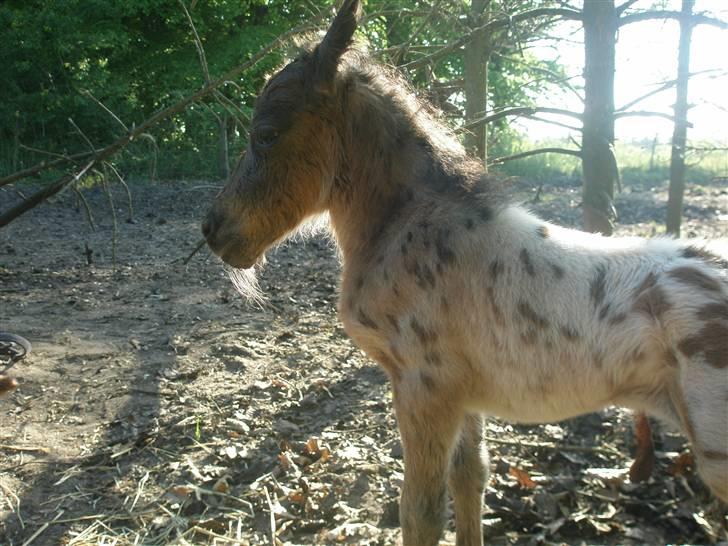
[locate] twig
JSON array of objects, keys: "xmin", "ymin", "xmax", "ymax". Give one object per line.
[
  {"xmin": 104, "ymin": 162, "xmax": 134, "ymax": 222},
  {"xmin": 0, "ymin": 444, "xmax": 51, "ymax": 453},
  {"xmin": 182, "ymin": 238, "xmax": 207, "ymax": 265},
  {"xmin": 263, "ymin": 486, "xmax": 277, "ymax": 545},
  {"xmin": 488, "ymin": 147, "xmax": 582, "ymax": 166},
  {"xmin": 72, "ymin": 186, "xmax": 97, "ymax": 231},
  {"xmin": 21, "ymin": 509, "xmax": 64, "ymax": 546},
  {"xmin": 101, "ymin": 166, "xmax": 118, "ymax": 268},
  {"xmin": 83, "ymin": 90, "xmax": 129, "ymax": 132},
  {"xmin": 0, "ymin": 479, "xmax": 23, "ymax": 528}
]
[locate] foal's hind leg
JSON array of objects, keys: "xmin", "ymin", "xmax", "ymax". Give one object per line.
[
  {"xmin": 394, "ymin": 381, "xmax": 463, "ymax": 546},
  {"xmin": 674, "ymin": 354, "xmax": 728, "ymax": 501},
  {"xmin": 448, "ymin": 414, "xmax": 487, "ymax": 546}
]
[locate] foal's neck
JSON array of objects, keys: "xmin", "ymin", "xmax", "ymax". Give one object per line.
[{"xmin": 328, "ymin": 78, "xmax": 474, "ymax": 265}]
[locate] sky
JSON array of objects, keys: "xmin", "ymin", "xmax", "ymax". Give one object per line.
[{"xmin": 520, "ymin": 0, "xmax": 728, "ymax": 144}]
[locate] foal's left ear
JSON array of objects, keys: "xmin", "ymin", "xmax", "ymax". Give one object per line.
[{"xmin": 312, "ymin": 0, "xmax": 361, "ymax": 90}]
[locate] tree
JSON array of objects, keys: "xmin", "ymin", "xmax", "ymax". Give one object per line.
[
  {"xmin": 665, "ymin": 0, "xmax": 695, "ymax": 236},
  {"xmin": 581, "ymin": 0, "xmax": 618, "ymax": 235}
]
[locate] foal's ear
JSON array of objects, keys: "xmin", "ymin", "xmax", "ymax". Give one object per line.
[{"xmin": 312, "ymin": 0, "xmax": 361, "ymax": 90}]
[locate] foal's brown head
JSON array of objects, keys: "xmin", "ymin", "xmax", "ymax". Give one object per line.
[{"xmin": 202, "ymin": 0, "xmax": 361, "ymax": 269}]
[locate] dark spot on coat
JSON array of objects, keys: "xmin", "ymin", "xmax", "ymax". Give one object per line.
[
  {"xmin": 697, "ymin": 302, "xmax": 728, "ymax": 322},
  {"xmin": 407, "ymin": 231, "xmax": 413, "ymax": 243},
  {"xmin": 487, "ymin": 286, "xmax": 505, "ymax": 327},
  {"xmin": 357, "ymin": 308, "xmax": 379, "ymax": 330},
  {"xmin": 520, "ymin": 248, "xmax": 535, "ymax": 277},
  {"xmin": 435, "ymin": 228, "xmax": 456, "ymax": 267},
  {"xmin": 464, "ymin": 218, "xmax": 475, "ymax": 230},
  {"xmin": 550, "ymin": 263, "xmax": 565, "ymax": 279},
  {"xmin": 560, "ymin": 325, "xmax": 580, "ymax": 341},
  {"xmin": 420, "ymin": 371, "xmax": 436, "ymax": 391},
  {"xmin": 678, "ymin": 321, "xmax": 728, "ymax": 368},
  {"xmin": 424, "ymin": 351, "xmax": 442, "ymax": 367},
  {"xmin": 598, "ymin": 303, "xmax": 612, "ymax": 321},
  {"xmin": 668, "ymin": 266, "xmax": 723, "ymax": 294},
  {"xmin": 536, "ymin": 225, "xmax": 549, "ymax": 239},
  {"xmin": 590, "ymin": 265, "xmax": 607, "ymax": 307},
  {"xmin": 410, "ymin": 317, "xmax": 430, "ymax": 344},
  {"xmin": 490, "ymin": 260, "xmax": 504, "ymax": 280},
  {"xmin": 682, "ymin": 246, "xmax": 728, "ymax": 269},
  {"xmin": 387, "ymin": 314, "xmax": 400, "ymax": 333},
  {"xmin": 517, "ymin": 301, "xmax": 548, "ymax": 329},
  {"xmin": 608, "ymin": 312, "xmax": 628, "ymax": 325},
  {"xmin": 633, "ymin": 285, "xmax": 671, "ymax": 320},
  {"xmin": 356, "ymin": 276, "xmax": 364, "ymax": 290}
]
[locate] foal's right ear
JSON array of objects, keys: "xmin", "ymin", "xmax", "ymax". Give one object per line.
[{"xmin": 312, "ymin": 0, "xmax": 361, "ymax": 91}]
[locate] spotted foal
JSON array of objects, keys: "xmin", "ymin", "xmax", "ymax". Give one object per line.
[{"xmin": 203, "ymin": 1, "xmax": 728, "ymax": 544}]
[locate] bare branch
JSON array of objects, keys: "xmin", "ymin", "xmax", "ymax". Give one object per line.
[
  {"xmin": 0, "ymin": 151, "xmax": 94, "ymax": 187},
  {"xmin": 616, "ymin": 0, "xmax": 641, "ymax": 15},
  {"xmin": 488, "ymin": 147, "xmax": 582, "ymax": 166},
  {"xmin": 619, "ymin": 10, "xmax": 728, "ymax": 29},
  {"xmin": 614, "ymin": 110, "xmax": 690, "ymax": 126},
  {"xmin": 401, "ymin": 7, "xmax": 583, "ymax": 71},
  {"xmin": 461, "ymin": 106, "xmax": 583, "ymax": 131}
]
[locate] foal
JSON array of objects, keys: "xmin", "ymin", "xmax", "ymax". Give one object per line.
[{"xmin": 203, "ymin": 1, "xmax": 728, "ymax": 544}]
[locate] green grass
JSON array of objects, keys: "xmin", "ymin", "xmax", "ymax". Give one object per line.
[{"xmin": 499, "ymin": 137, "xmax": 728, "ymax": 189}]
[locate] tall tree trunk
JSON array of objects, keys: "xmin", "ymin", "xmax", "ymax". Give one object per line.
[
  {"xmin": 581, "ymin": 0, "xmax": 618, "ymax": 235},
  {"xmin": 666, "ymin": 0, "xmax": 695, "ymax": 236},
  {"xmin": 464, "ymin": 0, "xmax": 492, "ymax": 166}
]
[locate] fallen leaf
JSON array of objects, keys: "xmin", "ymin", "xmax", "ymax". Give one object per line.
[{"xmin": 508, "ymin": 466, "xmax": 536, "ymax": 489}]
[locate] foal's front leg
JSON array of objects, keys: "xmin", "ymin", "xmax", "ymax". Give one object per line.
[
  {"xmin": 448, "ymin": 414, "xmax": 487, "ymax": 546},
  {"xmin": 394, "ymin": 380, "xmax": 463, "ymax": 546}
]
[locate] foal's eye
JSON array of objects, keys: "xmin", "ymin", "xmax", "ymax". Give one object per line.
[{"xmin": 254, "ymin": 126, "xmax": 279, "ymax": 149}]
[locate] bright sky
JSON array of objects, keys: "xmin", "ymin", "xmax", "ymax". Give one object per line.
[{"xmin": 520, "ymin": 0, "xmax": 728, "ymax": 143}]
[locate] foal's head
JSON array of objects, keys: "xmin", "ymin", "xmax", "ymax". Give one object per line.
[{"xmin": 203, "ymin": 0, "xmax": 361, "ymax": 269}]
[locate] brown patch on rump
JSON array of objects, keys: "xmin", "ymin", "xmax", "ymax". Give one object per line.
[
  {"xmin": 668, "ymin": 266, "xmax": 723, "ymax": 294},
  {"xmin": 536, "ymin": 225, "xmax": 549, "ymax": 239},
  {"xmin": 517, "ymin": 301, "xmax": 548, "ymax": 329},
  {"xmin": 590, "ymin": 265, "xmax": 607, "ymax": 307},
  {"xmin": 520, "ymin": 248, "xmax": 536, "ymax": 277},
  {"xmin": 633, "ymin": 285, "xmax": 671, "ymax": 320},
  {"xmin": 678, "ymin": 321, "xmax": 728, "ymax": 369},
  {"xmin": 697, "ymin": 302, "xmax": 728, "ymax": 322}
]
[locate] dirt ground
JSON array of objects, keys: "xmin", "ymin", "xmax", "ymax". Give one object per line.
[{"xmin": 0, "ymin": 175, "xmax": 726, "ymax": 545}]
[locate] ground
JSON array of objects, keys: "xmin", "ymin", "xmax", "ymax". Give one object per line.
[{"xmin": 0, "ymin": 175, "xmax": 726, "ymax": 545}]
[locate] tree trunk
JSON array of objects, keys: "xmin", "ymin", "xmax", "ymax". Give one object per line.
[
  {"xmin": 463, "ymin": 0, "xmax": 492, "ymax": 166},
  {"xmin": 581, "ymin": 0, "xmax": 618, "ymax": 235},
  {"xmin": 666, "ymin": 0, "xmax": 695, "ymax": 236}
]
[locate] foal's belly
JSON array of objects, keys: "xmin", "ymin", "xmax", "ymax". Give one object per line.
[{"xmin": 466, "ymin": 348, "xmax": 616, "ymax": 424}]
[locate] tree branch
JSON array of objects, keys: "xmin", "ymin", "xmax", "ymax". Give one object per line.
[
  {"xmin": 619, "ymin": 11, "xmax": 728, "ymax": 29},
  {"xmin": 401, "ymin": 7, "xmax": 583, "ymax": 71},
  {"xmin": 488, "ymin": 147, "xmax": 582, "ymax": 166},
  {"xmin": 614, "ymin": 110, "xmax": 691, "ymax": 127},
  {"xmin": 0, "ymin": 151, "xmax": 94, "ymax": 188},
  {"xmin": 461, "ymin": 106, "xmax": 583, "ymax": 131}
]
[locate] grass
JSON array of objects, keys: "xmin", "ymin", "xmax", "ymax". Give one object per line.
[{"xmin": 498, "ymin": 137, "xmax": 728, "ymax": 189}]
